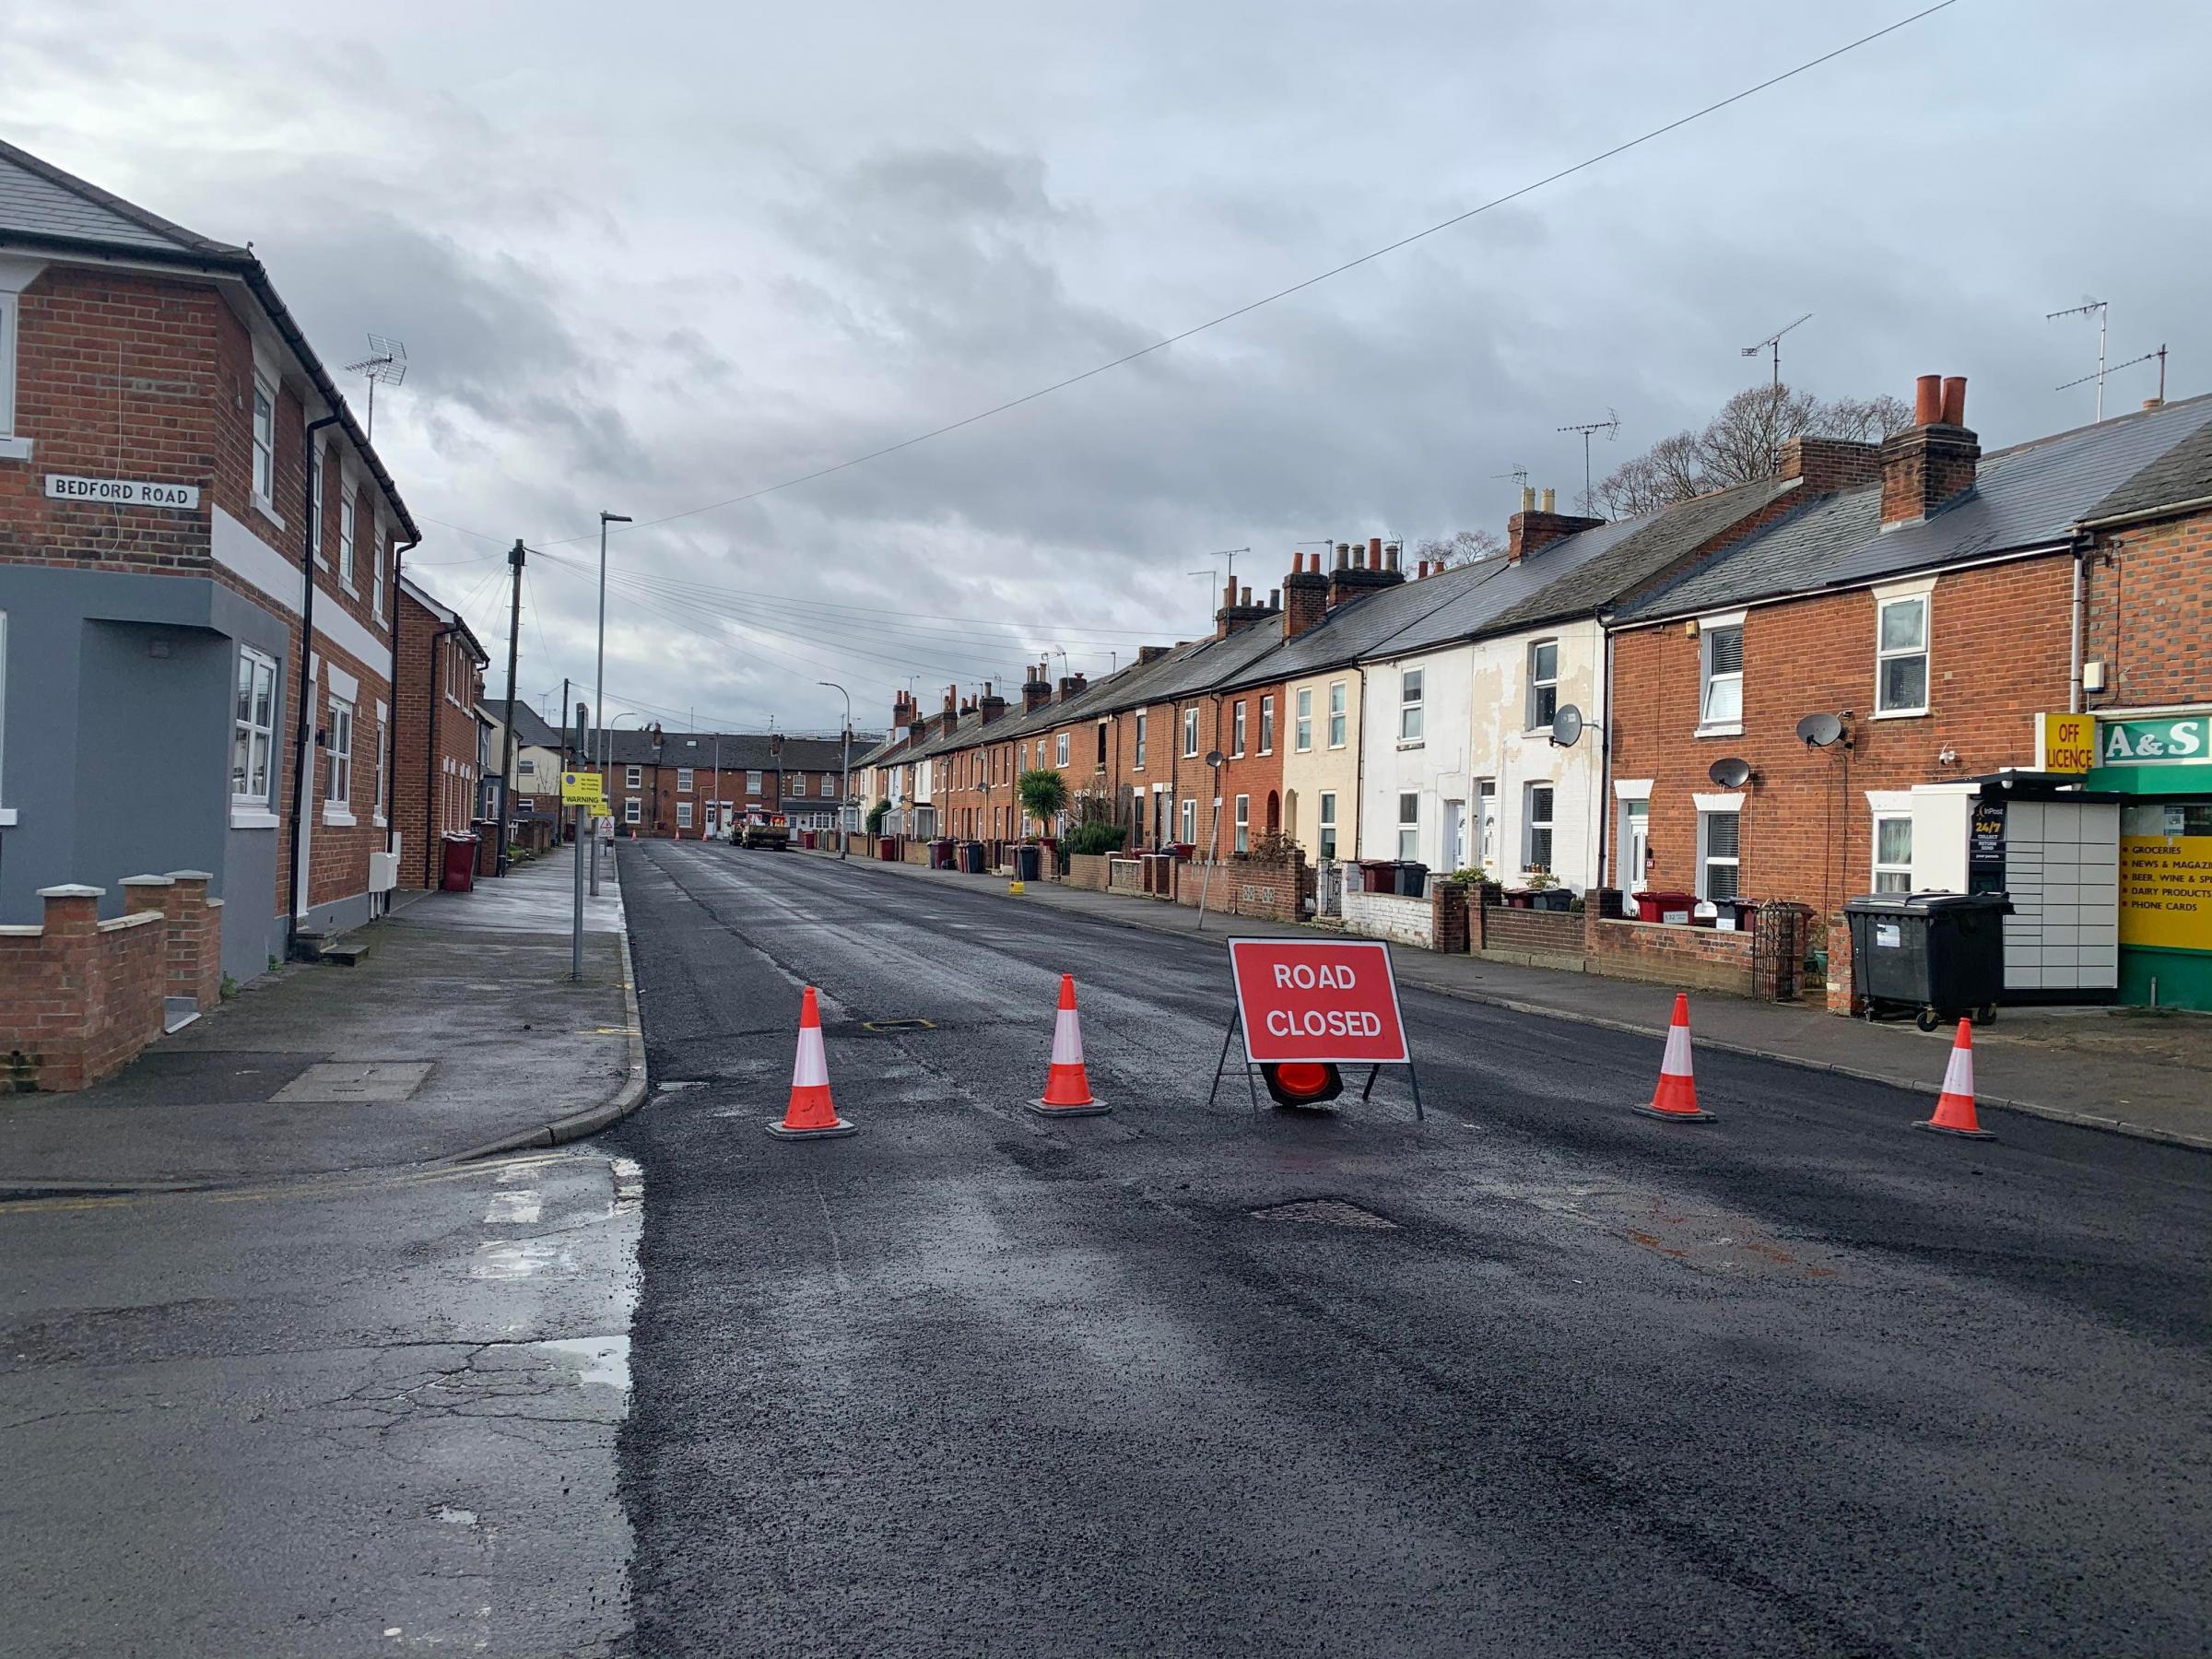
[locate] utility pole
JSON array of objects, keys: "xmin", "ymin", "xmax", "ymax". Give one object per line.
[
  {"xmin": 818, "ymin": 682, "xmax": 852, "ymax": 859},
  {"xmin": 497, "ymin": 539, "xmax": 525, "ymax": 877},
  {"xmin": 571, "ymin": 700, "xmax": 587, "ymax": 982}
]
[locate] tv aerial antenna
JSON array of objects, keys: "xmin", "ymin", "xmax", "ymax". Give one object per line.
[
  {"xmin": 2059, "ymin": 343, "xmax": 2165, "ymax": 406},
  {"xmin": 2045, "ymin": 298, "xmax": 2109, "ymax": 420},
  {"xmin": 343, "ymin": 334, "xmax": 407, "ymax": 440},
  {"xmin": 1556, "ymin": 412, "xmax": 1619, "ymax": 517},
  {"xmin": 1741, "ymin": 312, "xmax": 1813, "ymax": 393}
]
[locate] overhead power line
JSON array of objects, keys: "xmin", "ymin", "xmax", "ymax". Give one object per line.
[{"xmin": 522, "ymin": 1, "xmax": 1955, "ymax": 548}]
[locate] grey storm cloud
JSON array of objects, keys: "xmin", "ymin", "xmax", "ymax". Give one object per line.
[{"xmin": 6, "ymin": 0, "xmax": 2209, "ymax": 730}]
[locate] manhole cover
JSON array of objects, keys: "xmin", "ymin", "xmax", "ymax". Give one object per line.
[
  {"xmin": 271, "ymin": 1061, "xmax": 433, "ymax": 1103},
  {"xmin": 1249, "ymin": 1198, "xmax": 1396, "ymax": 1230},
  {"xmin": 860, "ymin": 1018, "xmax": 936, "ymax": 1033}
]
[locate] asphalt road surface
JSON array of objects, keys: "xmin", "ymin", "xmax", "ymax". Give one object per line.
[{"xmin": 609, "ymin": 840, "xmax": 2212, "ymax": 1658}]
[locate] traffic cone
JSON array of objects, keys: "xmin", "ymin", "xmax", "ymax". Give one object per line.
[
  {"xmin": 1914, "ymin": 1018, "xmax": 1994, "ymax": 1139},
  {"xmin": 767, "ymin": 986, "xmax": 856, "ymax": 1139},
  {"xmin": 1029, "ymin": 973, "xmax": 1110, "ymax": 1117},
  {"xmin": 1634, "ymin": 994, "xmax": 1715, "ymax": 1122}
]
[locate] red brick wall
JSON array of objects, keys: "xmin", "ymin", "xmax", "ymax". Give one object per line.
[
  {"xmin": 1586, "ymin": 916, "xmax": 1756, "ymax": 996},
  {"xmin": 1477, "ymin": 904, "xmax": 1583, "ymax": 959},
  {"xmin": 1608, "ymin": 554, "xmax": 2073, "ymax": 924},
  {"xmin": 391, "ymin": 588, "xmax": 487, "ymax": 886},
  {"xmin": 1168, "ymin": 854, "xmax": 1310, "ymax": 922},
  {"xmin": 2082, "ymin": 511, "xmax": 2212, "ymax": 712},
  {"xmin": 1065, "ymin": 853, "xmax": 1113, "ymax": 892}
]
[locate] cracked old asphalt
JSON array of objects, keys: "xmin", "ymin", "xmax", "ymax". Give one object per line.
[{"xmin": 607, "ymin": 839, "xmax": 2212, "ymax": 1658}]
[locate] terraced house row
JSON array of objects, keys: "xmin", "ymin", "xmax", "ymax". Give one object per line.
[{"xmin": 851, "ymin": 376, "xmax": 2212, "ymax": 1012}]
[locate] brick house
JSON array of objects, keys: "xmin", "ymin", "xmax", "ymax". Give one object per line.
[
  {"xmin": 392, "ymin": 575, "xmax": 488, "ymax": 887},
  {"xmin": 1606, "ymin": 374, "xmax": 2212, "ymax": 1007},
  {"xmin": 0, "ymin": 137, "xmax": 418, "ymax": 979},
  {"xmin": 590, "ymin": 728, "xmax": 852, "ymax": 838}
]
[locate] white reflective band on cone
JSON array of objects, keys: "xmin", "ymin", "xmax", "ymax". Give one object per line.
[
  {"xmin": 1941, "ymin": 1044, "xmax": 1972, "ymax": 1099},
  {"xmin": 794, "ymin": 1027, "xmax": 830, "ymax": 1088},
  {"xmin": 1660, "ymin": 1022, "xmax": 1693, "ymax": 1077},
  {"xmin": 1051, "ymin": 1009, "xmax": 1084, "ymax": 1066}
]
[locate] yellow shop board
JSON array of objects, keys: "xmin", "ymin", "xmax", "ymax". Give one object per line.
[{"xmin": 2119, "ymin": 834, "xmax": 2212, "ymax": 950}]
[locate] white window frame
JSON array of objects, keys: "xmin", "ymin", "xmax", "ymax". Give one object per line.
[
  {"xmin": 1182, "ymin": 706, "xmax": 1200, "ymax": 758},
  {"xmin": 1328, "ymin": 681, "xmax": 1347, "ymax": 748},
  {"xmin": 336, "ymin": 491, "xmax": 355, "ymax": 589},
  {"xmin": 1259, "ymin": 694, "xmax": 1275, "ymax": 756},
  {"xmin": 1695, "ymin": 798, "xmax": 1743, "ymax": 901},
  {"xmin": 1873, "ymin": 810, "xmax": 1913, "ymax": 893},
  {"xmin": 1232, "ymin": 701, "xmax": 1247, "ymax": 758},
  {"xmin": 626, "ymin": 764, "xmax": 643, "ymax": 788},
  {"xmin": 677, "ymin": 801, "xmax": 694, "ymax": 830},
  {"xmin": 1524, "ymin": 782, "xmax": 1555, "ymax": 874},
  {"xmin": 1233, "ymin": 793, "xmax": 1250, "ymax": 853},
  {"xmin": 231, "ymin": 644, "xmax": 279, "ymax": 823},
  {"xmin": 251, "ymin": 375, "xmax": 277, "ymax": 508},
  {"xmin": 1295, "ymin": 688, "xmax": 1312, "ymax": 753},
  {"xmin": 1526, "ymin": 639, "xmax": 1559, "ymax": 733},
  {"xmin": 324, "ymin": 694, "xmax": 355, "ymax": 822},
  {"xmin": 1698, "ymin": 613, "xmax": 1745, "ymax": 735},
  {"xmin": 1875, "ymin": 585, "xmax": 1932, "ymax": 717},
  {"xmin": 371, "ymin": 523, "xmax": 386, "ymax": 620},
  {"xmin": 1397, "ymin": 792, "xmax": 1419, "ymax": 862},
  {"xmin": 1180, "ymin": 797, "xmax": 1195, "ymax": 844},
  {"xmin": 746, "ymin": 769, "xmax": 762, "ymax": 793},
  {"xmin": 793, "ymin": 774, "xmax": 806, "ymax": 796},
  {"xmin": 1134, "ymin": 712, "xmax": 1147, "ymax": 771},
  {"xmin": 0, "ymin": 291, "xmax": 18, "ymax": 447},
  {"xmin": 309, "ymin": 445, "xmax": 324, "ymax": 563},
  {"xmin": 1317, "ymin": 791, "xmax": 1337, "ymax": 861},
  {"xmin": 624, "ymin": 796, "xmax": 641, "ymax": 825},
  {"xmin": 1056, "ymin": 731, "xmax": 1069, "ymax": 767},
  {"xmin": 677, "ymin": 767, "xmax": 694, "ymax": 794},
  {"xmin": 1398, "ymin": 668, "xmax": 1424, "ymax": 744}
]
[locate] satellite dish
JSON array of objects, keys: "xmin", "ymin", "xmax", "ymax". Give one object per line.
[
  {"xmin": 1206, "ymin": 749, "xmax": 1225, "ymax": 768},
  {"xmin": 1795, "ymin": 712, "xmax": 1844, "ymax": 747},
  {"xmin": 1709, "ymin": 757, "xmax": 1752, "ymax": 789},
  {"xmin": 1550, "ymin": 704, "xmax": 1585, "ymax": 747}
]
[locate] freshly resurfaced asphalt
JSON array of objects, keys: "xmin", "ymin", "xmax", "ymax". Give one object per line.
[{"xmin": 611, "ymin": 840, "xmax": 2212, "ymax": 1659}]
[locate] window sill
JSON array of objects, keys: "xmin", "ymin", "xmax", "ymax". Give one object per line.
[
  {"xmin": 1396, "ymin": 739, "xmax": 1425, "ymax": 751},
  {"xmin": 253, "ymin": 495, "xmax": 287, "ymax": 532},
  {"xmin": 0, "ymin": 434, "xmax": 32, "ymax": 462},
  {"xmin": 0, "ymin": 807, "xmax": 16, "ymax": 827},
  {"xmin": 372, "ymin": 814, "xmax": 387, "ymax": 828},
  {"xmin": 323, "ymin": 807, "xmax": 356, "ymax": 828},
  {"xmin": 1872, "ymin": 707, "xmax": 1929, "ymax": 721},
  {"xmin": 230, "ymin": 806, "xmax": 279, "ymax": 830},
  {"xmin": 1694, "ymin": 722, "xmax": 1745, "ymax": 739}
]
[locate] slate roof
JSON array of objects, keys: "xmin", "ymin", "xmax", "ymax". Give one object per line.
[
  {"xmin": 1621, "ymin": 394, "xmax": 2212, "ymax": 622},
  {"xmin": 590, "ymin": 730, "xmax": 856, "ymax": 770},
  {"xmin": 2079, "ymin": 414, "xmax": 2212, "ymax": 524},
  {"xmin": 487, "ymin": 701, "xmax": 565, "ymax": 749}
]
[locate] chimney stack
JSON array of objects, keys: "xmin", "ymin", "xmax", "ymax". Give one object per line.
[
  {"xmin": 1780, "ymin": 435, "xmax": 1882, "ymax": 493},
  {"xmin": 1136, "ymin": 643, "xmax": 1173, "ymax": 665},
  {"xmin": 1054, "ymin": 673, "xmax": 1088, "ymax": 703},
  {"xmin": 1216, "ymin": 575, "xmax": 1273, "ymax": 639},
  {"xmin": 1327, "ymin": 533, "xmax": 1410, "ymax": 608},
  {"xmin": 978, "ymin": 681, "xmax": 1008, "ymax": 724},
  {"xmin": 1021, "ymin": 661, "xmax": 1053, "ymax": 713},
  {"xmin": 1281, "ymin": 547, "xmax": 1331, "ymax": 640},
  {"xmin": 1881, "ymin": 372, "xmax": 1980, "ymax": 528},
  {"xmin": 1335, "ymin": 542, "xmax": 1351, "ymax": 570},
  {"xmin": 1506, "ymin": 488, "xmax": 1604, "ymax": 561}
]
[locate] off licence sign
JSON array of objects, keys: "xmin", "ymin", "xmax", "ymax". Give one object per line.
[{"xmin": 1228, "ymin": 937, "xmax": 1410, "ymax": 1065}]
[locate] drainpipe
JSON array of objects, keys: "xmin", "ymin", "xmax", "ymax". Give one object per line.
[
  {"xmin": 423, "ymin": 623, "xmax": 459, "ymax": 886},
  {"xmin": 383, "ymin": 534, "xmax": 419, "ymax": 869},
  {"xmin": 1595, "ymin": 615, "xmax": 1615, "ymax": 891},
  {"xmin": 2068, "ymin": 536, "xmax": 2088, "ymax": 714},
  {"xmin": 1353, "ymin": 666, "xmax": 1369, "ymax": 861},
  {"xmin": 286, "ymin": 411, "xmax": 342, "ymax": 962}
]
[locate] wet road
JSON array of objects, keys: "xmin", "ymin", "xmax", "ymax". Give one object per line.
[{"xmin": 612, "ymin": 840, "xmax": 2212, "ymax": 1658}]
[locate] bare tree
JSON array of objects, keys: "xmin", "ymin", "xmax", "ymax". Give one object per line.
[
  {"xmin": 1598, "ymin": 384, "xmax": 1912, "ymax": 517},
  {"xmin": 1413, "ymin": 527, "xmax": 1505, "ymax": 569}
]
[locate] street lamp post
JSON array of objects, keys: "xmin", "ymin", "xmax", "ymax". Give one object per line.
[
  {"xmin": 591, "ymin": 511, "xmax": 631, "ymax": 896},
  {"xmin": 818, "ymin": 681, "xmax": 852, "ymax": 860}
]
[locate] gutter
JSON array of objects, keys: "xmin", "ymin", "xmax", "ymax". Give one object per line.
[
  {"xmin": 284, "ymin": 411, "xmax": 342, "ymax": 962},
  {"xmin": 2077, "ymin": 491, "xmax": 2212, "ymax": 534}
]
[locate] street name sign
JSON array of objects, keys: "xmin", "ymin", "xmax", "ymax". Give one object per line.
[
  {"xmin": 1227, "ymin": 937, "xmax": 1410, "ymax": 1065},
  {"xmin": 45, "ymin": 474, "xmax": 200, "ymax": 509}
]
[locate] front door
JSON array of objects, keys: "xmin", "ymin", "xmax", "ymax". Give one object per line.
[
  {"xmin": 1476, "ymin": 780, "xmax": 1498, "ymax": 872},
  {"xmin": 1624, "ymin": 800, "xmax": 1650, "ymax": 893},
  {"xmin": 1442, "ymin": 799, "xmax": 1466, "ymax": 872}
]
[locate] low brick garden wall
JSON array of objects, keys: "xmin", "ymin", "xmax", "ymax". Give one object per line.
[
  {"xmin": 1586, "ymin": 915, "xmax": 1757, "ymax": 996},
  {"xmin": 1476, "ymin": 904, "xmax": 1583, "ymax": 968},
  {"xmin": 1066, "ymin": 853, "xmax": 1113, "ymax": 892},
  {"xmin": 1169, "ymin": 855, "xmax": 1312, "ymax": 924},
  {"xmin": 1342, "ymin": 888, "xmax": 1434, "ymax": 949}
]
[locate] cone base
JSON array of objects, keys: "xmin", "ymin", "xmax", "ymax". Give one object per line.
[
  {"xmin": 766, "ymin": 1117, "xmax": 858, "ymax": 1139},
  {"xmin": 1028, "ymin": 1098, "xmax": 1110, "ymax": 1117},
  {"xmin": 1634, "ymin": 1102, "xmax": 1715, "ymax": 1123},
  {"xmin": 1912, "ymin": 1118, "xmax": 1994, "ymax": 1140}
]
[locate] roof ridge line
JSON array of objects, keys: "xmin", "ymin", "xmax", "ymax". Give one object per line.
[{"xmin": 0, "ymin": 135, "xmax": 244, "ymax": 257}]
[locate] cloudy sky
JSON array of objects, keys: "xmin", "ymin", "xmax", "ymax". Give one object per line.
[{"xmin": 7, "ymin": 1, "xmax": 2205, "ymax": 734}]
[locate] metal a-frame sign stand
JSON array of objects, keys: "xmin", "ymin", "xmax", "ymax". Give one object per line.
[{"xmin": 1205, "ymin": 1006, "xmax": 1424, "ymax": 1121}]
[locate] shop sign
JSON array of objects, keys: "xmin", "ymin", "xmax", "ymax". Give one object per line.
[
  {"xmin": 2120, "ymin": 835, "xmax": 2212, "ymax": 950},
  {"xmin": 2034, "ymin": 712, "xmax": 2095, "ymax": 773},
  {"xmin": 2099, "ymin": 715, "xmax": 2210, "ymax": 765}
]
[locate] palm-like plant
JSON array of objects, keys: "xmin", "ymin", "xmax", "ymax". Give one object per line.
[{"xmin": 1017, "ymin": 768, "xmax": 1069, "ymax": 836}]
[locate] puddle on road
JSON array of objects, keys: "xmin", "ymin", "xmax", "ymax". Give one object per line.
[{"xmin": 535, "ymin": 1334, "xmax": 633, "ymax": 1397}]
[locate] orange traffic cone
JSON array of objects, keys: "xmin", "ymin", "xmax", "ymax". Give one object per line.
[
  {"xmin": 767, "ymin": 986, "xmax": 856, "ymax": 1139},
  {"xmin": 1915, "ymin": 1018, "xmax": 1994, "ymax": 1139},
  {"xmin": 1635, "ymin": 994, "xmax": 1715, "ymax": 1122},
  {"xmin": 1029, "ymin": 973, "xmax": 1110, "ymax": 1117}
]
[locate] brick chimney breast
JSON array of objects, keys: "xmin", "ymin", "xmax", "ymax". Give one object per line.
[
  {"xmin": 1281, "ymin": 550, "xmax": 1330, "ymax": 639},
  {"xmin": 1780, "ymin": 436, "xmax": 1882, "ymax": 494},
  {"xmin": 1507, "ymin": 500, "xmax": 1605, "ymax": 561},
  {"xmin": 1327, "ymin": 536, "xmax": 1409, "ymax": 607},
  {"xmin": 1880, "ymin": 373, "xmax": 1980, "ymax": 528},
  {"xmin": 1022, "ymin": 662, "xmax": 1053, "ymax": 712}
]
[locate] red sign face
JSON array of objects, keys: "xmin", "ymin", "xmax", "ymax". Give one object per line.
[{"xmin": 1227, "ymin": 937, "xmax": 1410, "ymax": 1065}]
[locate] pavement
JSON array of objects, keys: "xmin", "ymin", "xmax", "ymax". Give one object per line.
[
  {"xmin": 0, "ymin": 842, "xmax": 646, "ymax": 1187},
  {"xmin": 794, "ymin": 845, "xmax": 2212, "ymax": 1151},
  {"xmin": 608, "ymin": 839, "xmax": 2212, "ymax": 1657}
]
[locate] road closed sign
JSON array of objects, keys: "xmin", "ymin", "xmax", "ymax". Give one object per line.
[{"xmin": 1227, "ymin": 937, "xmax": 1410, "ymax": 1065}]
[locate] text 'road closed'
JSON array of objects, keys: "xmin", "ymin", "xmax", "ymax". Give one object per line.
[{"xmin": 1227, "ymin": 938, "xmax": 1409, "ymax": 1065}]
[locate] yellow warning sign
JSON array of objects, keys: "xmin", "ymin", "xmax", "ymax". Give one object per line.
[
  {"xmin": 560, "ymin": 771, "xmax": 607, "ymax": 807},
  {"xmin": 2119, "ymin": 835, "xmax": 2212, "ymax": 950}
]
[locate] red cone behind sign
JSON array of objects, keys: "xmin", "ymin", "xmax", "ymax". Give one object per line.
[
  {"xmin": 1029, "ymin": 973, "xmax": 1110, "ymax": 1117},
  {"xmin": 1634, "ymin": 994, "xmax": 1715, "ymax": 1122},
  {"xmin": 1915, "ymin": 1018, "xmax": 1994, "ymax": 1138},
  {"xmin": 767, "ymin": 985, "xmax": 857, "ymax": 1139}
]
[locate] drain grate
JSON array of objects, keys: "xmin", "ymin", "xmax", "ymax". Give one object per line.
[
  {"xmin": 860, "ymin": 1018, "xmax": 936, "ymax": 1033},
  {"xmin": 1249, "ymin": 1198, "xmax": 1396, "ymax": 1230}
]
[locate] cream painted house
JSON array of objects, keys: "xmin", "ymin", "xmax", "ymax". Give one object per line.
[{"xmin": 1279, "ymin": 666, "xmax": 1361, "ymax": 862}]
